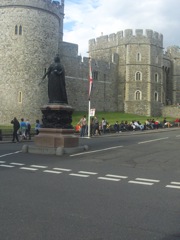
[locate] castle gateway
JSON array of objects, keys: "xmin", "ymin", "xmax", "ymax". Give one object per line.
[{"xmin": 0, "ymin": 0, "xmax": 180, "ymax": 124}]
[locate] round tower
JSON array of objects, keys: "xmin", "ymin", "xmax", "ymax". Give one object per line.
[{"xmin": 0, "ymin": 0, "xmax": 64, "ymax": 124}]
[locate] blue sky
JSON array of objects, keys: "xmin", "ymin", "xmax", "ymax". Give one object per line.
[{"xmin": 59, "ymin": 0, "xmax": 180, "ymax": 57}]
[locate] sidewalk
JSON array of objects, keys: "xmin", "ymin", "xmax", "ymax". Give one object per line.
[{"xmin": 1, "ymin": 126, "xmax": 180, "ymax": 144}]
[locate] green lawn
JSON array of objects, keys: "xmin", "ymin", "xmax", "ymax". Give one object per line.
[
  {"xmin": 72, "ymin": 111, "xmax": 175, "ymax": 126},
  {"xmin": 0, "ymin": 112, "xmax": 176, "ymax": 129}
]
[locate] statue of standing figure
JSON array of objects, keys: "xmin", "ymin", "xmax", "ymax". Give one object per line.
[{"xmin": 42, "ymin": 54, "xmax": 68, "ymax": 104}]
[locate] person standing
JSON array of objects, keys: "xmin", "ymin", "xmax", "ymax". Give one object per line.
[
  {"xmin": 11, "ymin": 117, "xmax": 20, "ymax": 142},
  {"xmin": 25, "ymin": 119, "xmax": 31, "ymax": 140},
  {"xmin": 102, "ymin": 117, "xmax": 107, "ymax": 134},
  {"xmin": 20, "ymin": 118, "xmax": 27, "ymax": 140},
  {"xmin": 35, "ymin": 119, "xmax": 41, "ymax": 135},
  {"xmin": 78, "ymin": 115, "xmax": 87, "ymax": 137}
]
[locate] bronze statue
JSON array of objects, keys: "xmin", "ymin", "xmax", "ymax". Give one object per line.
[{"xmin": 42, "ymin": 55, "xmax": 68, "ymax": 104}]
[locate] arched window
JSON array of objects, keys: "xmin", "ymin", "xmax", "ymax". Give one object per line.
[
  {"xmin": 135, "ymin": 90, "xmax": 142, "ymax": 100},
  {"xmin": 155, "ymin": 73, "xmax": 158, "ymax": 82},
  {"xmin": 19, "ymin": 25, "xmax": 22, "ymax": 35},
  {"xmin": 156, "ymin": 56, "xmax": 158, "ymax": 64},
  {"xmin": 154, "ymin": 92, "xmax": 158, "ymax": 101},
  {"xmin": 135, "ymin": 71, "xmax": 142, "ymax": 81},
  {"xmin": 18, "ymin": 91, "xmax": 22, "ymax": 103},
  {"xmin": 15, "ymin": 25, "xmax": 18, "ymax": 35},
  {"xmin": 137, "ymin": 53, "xmax": 141, "ymax": 62}
]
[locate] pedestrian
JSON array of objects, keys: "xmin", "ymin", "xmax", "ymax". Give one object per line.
[
  {"xmin": 20, "ymin": 118, "xmax": 27, "ymax": 140},
  {"xmin": 102, "ymin": 117, "xmax": 107, "ymax": 134},
  {"xmin": 11, "ymin": 117, "xmax": 20, "ymax": 142},
  {"xmin": 25, "ymin": 119, "xmax": 31, "ymax": 140},
  {"xmin": 78, "ymin": 115, "xmax": 87, "ymax": 137},
  {"xmin": 35, "ymin": 119, "xmax": 41, "ymax": 135},
  {"xmin": 93, "ymin": 116, "xmax": 101, "ymax": 135}
]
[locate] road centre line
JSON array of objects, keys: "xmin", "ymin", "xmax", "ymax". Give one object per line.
[
  {"xmin": 78, "ymin": 171, "xmax": 97, "ymax": 175},
  {"xmin": 53, "ymin": 168, "xmax": 72, "ymax": 172},
  {"xmin": 171, "ymin": 182, "xmax": 180, "ymax": 185},
  {"xmin": 20, "ymin": 167, "xmax": 38, "ymax": 171},
  {"xmin": 0, "ymin": 161, "xmax": 5, "ymax": 163},
  {"xmin": 0, "ymin": 151, "xmax": 22, "ymax": 158},
  {"xmin": 98, "ymin": 177, "xmax": 120, "ymax": 182},
  {"xmin": 10, "ymin": 162, "xmax": 25, "ymax": 166},
  {"xmin": 69, "ymin": 173, "xmax": 89, "ymax": 177},
  {"xmin": 135, "ymin": 178, "xmax": 160, "ymax": 183},
  {"xmin": 106, "ymin": 174, "xmax": 128, "ymax": 179},
  {"xmin": 0, "ymin": 164, "xmax": 15, "ymax": 168},
  {"xmin": 30, "ymin": 165, "xmax": 48, "ymax": 169},
  {"xmin": 43, "ymin": 170, "xmax": 62, "ymax": 174},
  {"xmin": 70, "ymin": 145, "xmax": 123, "ymax": 157},
  {"xmin": 166, "ymin": 185, "xmax": 180, "ymax": 189},
  {"xmin": 176, "ymin": 135, "xmax": 180, "ymax": 137},
  {"xmin": 128, "ymin": 180, "xmax": 154, "ymax": 185},
  {"xmin": 138, "ymin": 137, "xmax": 169, "ymax": 144}
]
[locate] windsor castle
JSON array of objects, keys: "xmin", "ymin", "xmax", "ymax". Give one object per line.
[{"xmin": 0, "ymin": 0, "xmax": 180, "ymax": 124}]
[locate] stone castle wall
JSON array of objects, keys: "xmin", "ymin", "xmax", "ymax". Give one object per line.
[
  {"xmin": 0, "ymin": 1, "xmax": 180, "ymax": 125},
  {"xmin": 0, "ymin": 0, "xmax": 64, "ymax": 124}
]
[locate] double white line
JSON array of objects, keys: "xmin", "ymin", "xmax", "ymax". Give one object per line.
[
  {"xmin": 166, "ymin": 182, "xmax": 180, "ymax": 189},
  {"xmin": 128, "ymin": 178, "xmax": 160, "ymax": 185}
]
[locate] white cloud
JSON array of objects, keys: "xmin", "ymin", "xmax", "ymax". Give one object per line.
[{"xmin": 62, "ymin": 0, "xmax": 180, "ymax": 56}]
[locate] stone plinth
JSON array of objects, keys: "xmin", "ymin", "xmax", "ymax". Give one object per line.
[
  {"xmin": 41, "ymin": 104, "xmax": 74, "ymax": 129},
  {"xmin": 35, "ymin": 128, "xmax": 79, "ymax": 148}
]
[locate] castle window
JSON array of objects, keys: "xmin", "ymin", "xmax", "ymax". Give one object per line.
[
  {"xmin": 156, "ymin": 56, "xmax": 158, "ymax": 64},
  {"xmin": 155, "ymin": 73, "xmax": 158, "ymax": 82},
  {"xmin": 135, "ymin": 90, "xmax": 142, "ymax": 100},
  {"xmin": 135, "ymin": 71, "xmax": 142, "ymax": 81},
  {"xmin": 15, "ymin": 25, "xmax": 18, "ymax": 35},
  {"xmin": 154, "ymin": 92, "xmax": 158, "ymax": 101},
  {"xmin": 137, "ymin": 53, "xmax": 141, "ymax": 62},
  {"xmin": 93, "ymin": 71, "xmax": 98, "ymax": 80},
  {"xmin": 19, "ymin": 25, "xmax": 22, "ymax": 35},
  {"xmin": 15, "ymin": 25, "xmax": 23, "ymax": 35},
  {"xmin": 18, "ymin": 91, "xmax": 22, "ymax": 103}
]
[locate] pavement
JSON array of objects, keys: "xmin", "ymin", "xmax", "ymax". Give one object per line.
[{"xmin": 0, "ymin": 126, "xmax": 180, "ymax": 144}]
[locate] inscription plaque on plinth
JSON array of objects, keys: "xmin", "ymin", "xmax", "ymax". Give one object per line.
[{"xmin": 35, "ymin": 128, "xmax": 79, "ymax": 148}]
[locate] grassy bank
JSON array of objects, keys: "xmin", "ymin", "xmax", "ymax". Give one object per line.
[
  {"xmin": 0, "ymin": 112, "xmax": 175, "ymax": 129},
  {"xmin": 72, "ymin": 111, "xmax": 175, "ymax": 126}
]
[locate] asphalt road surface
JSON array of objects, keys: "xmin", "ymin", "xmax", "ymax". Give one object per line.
[{"xmin": 0, "ymin": 129, "xmax": 180, "ymax": 240}]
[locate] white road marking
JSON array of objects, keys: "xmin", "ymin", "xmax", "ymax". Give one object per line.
[
  {"xmin": 170, "ymin": 182, "xmax": 180, "ymax": 185},
  {"xmin": 106, "ymin": 174, "xmax": 128, "ymax": 179},
  {"xmin": 30, "ymin": 165, "xmax": 48, "ymax": 169},
  {"xmin": 98, "ymin": 177, "xmax": 120, "ymax": 182},
  {"xmin": 0, "ymin": 161, "xmax": 6, "ymax": 163},
  {"xmin": 78, "ymin": 171, "xmax": 97, "ymax": 175},
  {"xmin": 70, "ymin": 146, "xmax": 123, "ymax": 157},
  {"xmin": 0, "ymin": 151, "xmax": 22, "ymax": 158},
  {"xmin": 43, "ymin": 170, "xmax": 62, "ymax": 174},
  {"xmin": 20, "ymin": 167, "xmax": 38, "ymax": 171},
  {"xmin": 135, "ymin": 178, "xmax": 160, "ymax": 183},
  {"xmin": 0, "ymin": 164, "xmax": 15, "ymax": 168},
  {"xmin": 138, "ymin": 137, "xmax": 168, "ymax": 144},
  {"xmin": 166, "ymin": 185, "xmax": 180, "ymax": 189},
  {"xmin": 69, "ymin": 173, "xmax": 89, "ymax": 177},
  {"xmin": 53, "ymin": 168, "xmax": 72, "ymax": 172},
  {"xmin": 128, "ymin": 181, "xmax": 154, "ymax": 185},
  {"xmin": 176, "ymin": 135, "xmax": 180, "ymax": 138},
  {"xmin": 10, "ymin": 162, "xmax": 25, "ymax": 166}
]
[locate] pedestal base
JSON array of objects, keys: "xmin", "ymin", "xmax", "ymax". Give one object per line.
[{"xmin": 35, "ymin": 128, "xmax": 79, "ymax": 148}]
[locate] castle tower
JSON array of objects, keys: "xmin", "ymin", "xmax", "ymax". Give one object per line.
[
  {"xmin": 89, "ymin": 29, "xmax": 164, "ymax": 116},
  {"xmin": 0, "ymin": 0, "xmax": 64, "ymax": 124}
]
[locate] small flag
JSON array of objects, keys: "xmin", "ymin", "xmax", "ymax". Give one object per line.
[{"xmin": 88, "ymin": 58, "xmax": 93, "ymax": 100}]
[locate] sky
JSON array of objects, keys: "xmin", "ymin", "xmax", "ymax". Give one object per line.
[{"xmin": 61, "ymin": 0, "xmax": 180, "ymax": 57}]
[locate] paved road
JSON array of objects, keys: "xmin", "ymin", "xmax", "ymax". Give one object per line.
[{"xmin": 0, "ymin": 129, "xmax": 180, "ymax": 240}]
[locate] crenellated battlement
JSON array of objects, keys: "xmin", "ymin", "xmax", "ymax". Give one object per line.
[
  {"xmin": 89, "ymin": 29, "xmax": 163, "ymax": 48},
  {"xmin": 0, "ymin": 0, "xmax": 64, "ymax": 18}
]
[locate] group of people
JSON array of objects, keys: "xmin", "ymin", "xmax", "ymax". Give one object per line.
[
  {"xmin": 76, "ymin": 116, "xmax": 177, "ymax": 137},
  {"xmin": 113, "ymin": 118, "xmax": 175, "ymax": 133},
  {"xmin": 11, "ymin": 117, "xmax": 41, "ymax": 143},
  {"xmin": 77, "ymin": 116, "xmax": 108, "ymax": 137}
]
